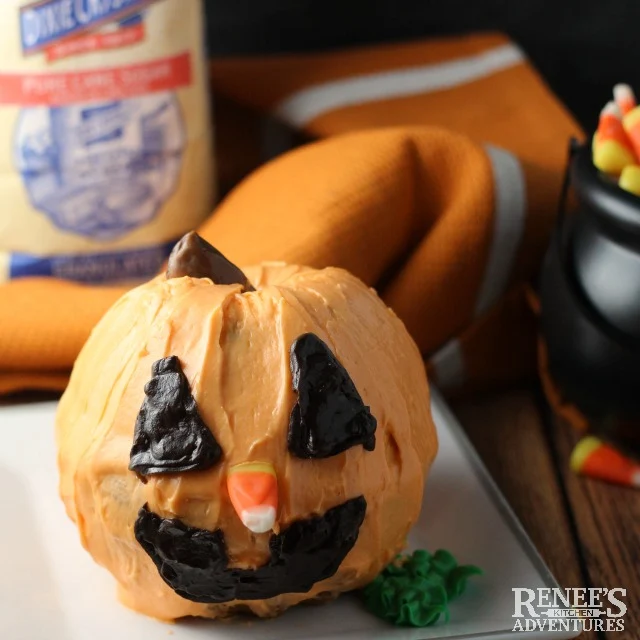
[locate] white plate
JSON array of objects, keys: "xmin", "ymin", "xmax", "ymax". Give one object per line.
[{"xmin": 0, "ymin": 389, "xmax": 580, "ymax": 640}]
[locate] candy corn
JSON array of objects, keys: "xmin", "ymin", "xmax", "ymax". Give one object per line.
[
  {"xmin": 227, "ymin": 461, "xmax": 278, "ymax": 533},
  {"xmin": 613, "ymin": 83, "xmax": 636, "ymax": 115},
  {"xmin": 571, "ymin": 436, "xmax": 640, "ymax": 488},
  {"xmin": 592, "ymin": 101, "xmax": 636, "ymax": 174},
  {"xmin": 591, "ymin": 85, "xmax": 640, "ymax": 196},
  {"xmin": 623, "ymin": 104, "xmax": 640, "ymax": 160},
  {"xmin": 619, "ymin": 165, "xmax": 640, "ymax": 196}
]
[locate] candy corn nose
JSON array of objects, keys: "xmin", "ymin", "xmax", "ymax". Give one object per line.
[{"xmin": 227, "ymin": 462, "xmax": 278, "ymax": 534}]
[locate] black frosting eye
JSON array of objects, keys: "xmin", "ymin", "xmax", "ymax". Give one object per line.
[
  {"xmin": 129, "ymin": 356, "xmax": 222, "ymax": 476},
  {"xmin": 288, "ymin": 333, "xmax": 377, "ymax": 458}
]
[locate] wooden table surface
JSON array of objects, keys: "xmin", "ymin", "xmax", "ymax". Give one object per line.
[{"xmin": 453, "ymin": 387, "xmax": 640, "ymax": 640}]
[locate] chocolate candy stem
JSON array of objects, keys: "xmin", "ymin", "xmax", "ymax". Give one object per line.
[{"xmin": 166, "ymin": 232, "xmax": 255, "ymax": 291}]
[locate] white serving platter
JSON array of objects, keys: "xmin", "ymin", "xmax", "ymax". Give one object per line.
[{"xmin": 0, "ymin": 388, "xmax": 580, "ymax": 640}]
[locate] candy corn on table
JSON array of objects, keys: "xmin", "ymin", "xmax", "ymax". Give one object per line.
[{"xmin": 452, "ymin": 387, "xmax": 640, "ymax": 640}]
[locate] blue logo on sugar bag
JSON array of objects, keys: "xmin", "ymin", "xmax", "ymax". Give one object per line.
[
  {"xmin": 19, "ymin": 0, "xmax": 150, "ymax": 54},
  {"xmin": 9, "ymin": 240, "xmax": 178, "ymax": 283},
  {"xmin": 14, "ymin": 94, "xmax": 186, "ymax": 241}
]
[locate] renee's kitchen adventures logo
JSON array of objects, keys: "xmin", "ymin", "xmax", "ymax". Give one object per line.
[{"xmin": 512, "ymin": 587, "xmax": 628, "ymax": 633}]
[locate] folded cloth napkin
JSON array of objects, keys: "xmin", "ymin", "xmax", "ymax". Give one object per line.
[{"xmin": 0, "ymin": 32, "xmax": 580, "ymax": 400}]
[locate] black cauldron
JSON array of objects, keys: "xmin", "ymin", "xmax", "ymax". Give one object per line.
[{"xmin": 540, "ymin": 140, "xmax": 640, "ymax": 457}]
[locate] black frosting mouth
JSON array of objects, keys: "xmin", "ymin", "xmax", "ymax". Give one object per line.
[{"xmin": 134, "ymin": 496, "xmax": 367, "ymax": 604}]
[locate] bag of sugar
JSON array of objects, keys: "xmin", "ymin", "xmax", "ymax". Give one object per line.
[{"xmin": 0, "ymin": 0, "xmax": 214, "ymax": 283}]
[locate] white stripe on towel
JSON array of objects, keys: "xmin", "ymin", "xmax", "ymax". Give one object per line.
[
  {"xmin": 273, "ymin": 43, "xmax": 525, "ymax": 127},
  {"xmin": 474, "ymin": 145, "xmax": 527, "ymax": 317},
  {"xmin": 429, "ymin": 339, "xmax": 466, "ymax": 390}
]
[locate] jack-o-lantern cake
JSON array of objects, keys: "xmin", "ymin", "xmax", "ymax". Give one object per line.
[{"xmin": 56, "ymin": 232, "xmax": 438, "ymax": 621}]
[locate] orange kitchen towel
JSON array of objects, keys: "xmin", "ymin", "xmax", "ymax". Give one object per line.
[
  {"xmin": 0, "ymin": 33, "xmax": 581, "ymax": 395},
  {"xmin": 211, "ymin": 32, "xmax": 579, "ymax": 196}
]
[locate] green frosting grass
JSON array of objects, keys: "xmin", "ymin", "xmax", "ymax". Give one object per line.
[{"xmin": 361, "ymin": 549, "xmax": 482, "ymax": 627}]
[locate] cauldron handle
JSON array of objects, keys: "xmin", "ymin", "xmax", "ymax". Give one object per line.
[{"xmin": 556, "ymin": 137, "xmax": 582, "ymax": 252}]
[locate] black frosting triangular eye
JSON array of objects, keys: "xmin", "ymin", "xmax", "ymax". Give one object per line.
[
  {"xmin": 129, "ymin": 356, "xmax": 222, "ymax": 476},
  {"xmin": 288, "ymin": 333, "xmax": 377, "ymax": 458}
]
